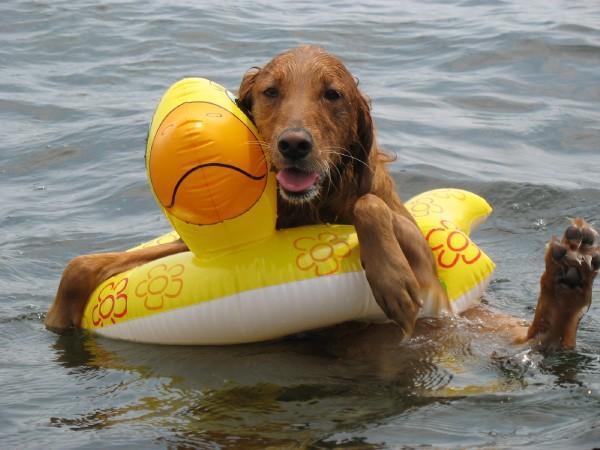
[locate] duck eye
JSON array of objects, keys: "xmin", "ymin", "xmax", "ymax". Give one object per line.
[
  {"xmin": 263, "ymin": 87, "xmax": 279, "ymax": 98},
  {"xmin": 324, "ymin": 89, "xmax": 342, "ymax": 101}
]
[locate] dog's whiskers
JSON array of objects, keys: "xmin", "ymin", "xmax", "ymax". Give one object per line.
[
  {"xmin": 245, "ymin": 140, "xmax": 271, "ymax": 148},
  {"xmin": 326, "ymin": 147, "xmax": 374, "ymax": 174},
  {"xmin": 325, "ymin": 159, "xmax": 342, "ymax": 189},
  {"xmin": 317, "ymin": 159, "xmax": 334, "ymax": 197},
  {"xmin": 319, "ymin": 156, "xmax": 342, "ymax": 192}
]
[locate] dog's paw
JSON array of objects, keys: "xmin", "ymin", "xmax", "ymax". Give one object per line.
[
  {"xmin": 363, "ymin": 254, "xmax": 422, "ymax": 337},
  {"xmin": 547, "ymin": 218, "xmax": 599, "ymax": 292},
  {"xmin": 44, "ymin": 305, "xmax": 75, "ymax": 334},
  {"xmin": 527, "ymin": 219, "xmax": 599, "ymax": 349}
]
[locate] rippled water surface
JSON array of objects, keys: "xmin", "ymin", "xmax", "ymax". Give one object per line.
[{"xmin": 1, "ymin": 1, "xmax": 600, "ymax": 448}]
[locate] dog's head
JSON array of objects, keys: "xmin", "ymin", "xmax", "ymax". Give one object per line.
[{"xmin": 238, "ymin": 45, "xmax": 374, "ymax": 205}]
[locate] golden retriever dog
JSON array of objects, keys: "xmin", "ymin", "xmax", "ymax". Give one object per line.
[{"xmin": 45, "ymin": 46, "xmax": 599, "ymax": 351}]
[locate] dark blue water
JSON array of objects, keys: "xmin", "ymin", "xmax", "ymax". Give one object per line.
[{"xmin": 1, "ymin": 1, "xmax": 599, "ymax": 448}]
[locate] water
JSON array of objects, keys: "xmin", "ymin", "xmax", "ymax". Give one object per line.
[{"xmin": 1, "ymin": 0, "xmax": 599, "ymax": 448}]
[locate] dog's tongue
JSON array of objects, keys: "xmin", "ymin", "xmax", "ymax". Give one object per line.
[{"xmin": 276, "ymin": 168, "xmax": 319, "ymax": 192}]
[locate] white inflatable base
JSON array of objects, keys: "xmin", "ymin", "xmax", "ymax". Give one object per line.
[
  {"xmin": 91, "ymin": 271, "xmax": 383, "ymax": 345},
  {"xmin": 89, "ymin": 269, "xmax": 489, "ymax": 345}
]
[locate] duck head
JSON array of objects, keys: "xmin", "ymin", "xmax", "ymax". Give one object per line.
[{"xmin": 146, "ymin": 78, "xmax": 277, "ymax": 257}]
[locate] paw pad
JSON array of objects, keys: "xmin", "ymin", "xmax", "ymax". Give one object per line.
[
  {"xmin": 549, "ymin": 219, "xmax": 599, "ymax": 290},
  {"xmin": 592, "ymin": 254, "xmax": 600, "ymax": 272},
  {"xmin": 551, "ymin": 243, "xmax": 567, "ymax": 262},
  {"xmin": 565, "ymin": 225, "xmax": 582, "ymax": 242},
  {"xmin": 582, "ymin": 228, "xmax": 597, "ymax": 247},
  {"xmin": 561, "ymin": 266, "xmax": 582, "ymax": 288}
]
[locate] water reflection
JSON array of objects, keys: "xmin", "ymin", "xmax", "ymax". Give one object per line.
[{"xmin": 47, "ymin": 318, "xmax": 553, "ymax": 447}]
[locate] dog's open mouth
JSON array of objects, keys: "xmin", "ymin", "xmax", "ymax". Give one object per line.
[{"xmin": 276, "ymin": 167, "xmax": 320, "ymax": 200}]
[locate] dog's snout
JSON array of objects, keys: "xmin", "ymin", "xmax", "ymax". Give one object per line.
[{"xmin": 277, "ymin": 128, "xmax": 313, "ymax": 161}]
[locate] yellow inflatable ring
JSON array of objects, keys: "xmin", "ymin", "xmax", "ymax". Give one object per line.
[{"xmin": 80, "ymin": 78, "xmax": 496, "ymax": 345}]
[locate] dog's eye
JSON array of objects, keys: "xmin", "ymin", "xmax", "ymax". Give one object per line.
[
  {"xmin": 324, "ymin": 89, "xmax": 342, "ymax": 101},
  {"xmin": 263, "ymin": 87, "xmax": 279, "ymax": 98}
]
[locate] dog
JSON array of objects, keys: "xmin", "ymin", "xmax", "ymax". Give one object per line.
[{"xmin": 45, "ymin": 46, "xmax": 599, "ymax": 351}]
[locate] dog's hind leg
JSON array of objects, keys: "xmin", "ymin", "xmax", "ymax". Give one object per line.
[
  {"xmin": 523, "ymin": 219, "xmax": 599, "ymax": 350},
  {"xmin": 45, "ymin": 241, "xmax": 188, "ymax": 334}
]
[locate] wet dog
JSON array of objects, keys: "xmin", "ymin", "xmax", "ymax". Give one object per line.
[{"xmin": 45, "ymin": 46, "xmax": 599, "ymax": 351}]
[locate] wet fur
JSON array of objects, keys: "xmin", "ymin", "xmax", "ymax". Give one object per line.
[
  {"xmin": 45, "ymin": 46, "xmax": 598, "ymax": 351},
  {"xmin": 237, "ymin": 46, "xmax": 446, "ymax": 336}
]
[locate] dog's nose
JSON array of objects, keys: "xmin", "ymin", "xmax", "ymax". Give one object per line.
[{"xmin": 277, "ymin": 128, "xmax": 313, "ymax": 161}]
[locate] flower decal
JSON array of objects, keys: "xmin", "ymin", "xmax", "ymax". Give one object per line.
[
  {"xmin": 138, "ymin": 232, "xmax": 180, "ymax": 249},
  {"xmin": 92, "ymin": 278, "xmax": 128, "ymax": 327},
  {"xmin": 409, "ymin": 196, "xmax": 444, "ymax": 218},
  {"xmin": 431, "ymin": 189, "xmax": 467, "ymax": 201},
  {"xmin": 294, "ymin": 232, "xmax": 352, "ymax": 276},
  {"xmin": 135, "ymin": 263, "xmax": 185, "ymax": 310},
  {"xmin": 426, "ymin": 220, "xmax": 481, "ymax": 268},
  {"xmin": 408, "ymin": 190, "xmax": 467, "ymax": 218}
]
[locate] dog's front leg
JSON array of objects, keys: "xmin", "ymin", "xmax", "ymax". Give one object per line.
[{"xmin": 353, "ymin": 194, "xmax": 424, "ymax": 337}]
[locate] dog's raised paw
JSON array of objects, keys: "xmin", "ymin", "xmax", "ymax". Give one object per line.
[{"xmin": 548, "ymin": 218, "xmax": 599, "ymax": 290}]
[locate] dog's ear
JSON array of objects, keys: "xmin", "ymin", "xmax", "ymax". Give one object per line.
[
  {"xmin": 237, "ymin": 67, "xmax": 261, "ymax": 117},
  {"xmin": 354, "ymin": 93, "xmax": 374, "ymax": 195}
]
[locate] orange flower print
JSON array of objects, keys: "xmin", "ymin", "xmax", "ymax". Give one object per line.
[
  {"xmin": 409, "ymin": 190, "xmax": 467, "ymax": 218},
  {"xmin": 135, "ymin": 263, "xmax": 184, "ymax": 310},
  {"xmin": 294, "ymin": 232, "xmax": 352, "ymax": 276},
  {"xmin": 138, "ymin": 231, "xmax": 180, "ymax": 249},
  {"xmin": 426, "ymin": 220, "xmax": 481, "ymax": 269},
  {"xmin": 92, "ymin": 278, "xmax": 128, "ymax": 327},
  {"xmin": 431, "ymin": 189, "xmax": 467, "ymax": 201},
  {"xmin": 409, "ymin": 195, "xmax": 444, "ymax": 218}
]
